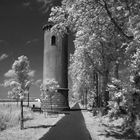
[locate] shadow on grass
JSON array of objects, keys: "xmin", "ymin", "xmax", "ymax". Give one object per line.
[
  {"xmin": 24, "ymin": 124, "xmax": 56, "ymax": 129},
  {"xmin": 99, "ymin": 124, "xmax": 139, "ymax": 139},
  {"xmin": 39, "ymin": 103, "xmax": 92, "ymax": 140},
  {"xmin": 69, "ymin": 108, "xmax": 82, "ymax": 111},
  {"xmin": 23, "ymin": 117, "xmax": 34, "ymax": 122}
]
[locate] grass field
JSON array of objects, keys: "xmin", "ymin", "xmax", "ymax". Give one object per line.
[
  {"xmin": 0, "ymin": 101, "xmax": 40, "ymax": 131},
  {"xmin": 0, "ymin": 100, "xmax": 73, "ymax": 132},
  {"xmin": 0, "ymin": 101, "xmax": 66, "ymax": 140}
]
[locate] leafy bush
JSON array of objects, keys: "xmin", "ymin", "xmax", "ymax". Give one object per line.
[
  {"xmin": 87, "ymin": 91, "xmax": 96, "ymax": 109},
  {"xmin": 40, "ymin": 79, "xmax": 60, "ymax": 100},
  {"xmin": 107, "ymin": 78, "xmax": 127, "ymax": 119},
  {"xmin": 107, "ymin": 77, "xmax": 140, "ymax": 137}
]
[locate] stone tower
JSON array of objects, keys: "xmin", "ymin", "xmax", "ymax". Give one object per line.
[{"xmin": 42, "ymin": 23, "xmax": 69, "ymax": 110}]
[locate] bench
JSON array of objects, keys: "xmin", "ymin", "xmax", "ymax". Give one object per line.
[{"xmin": 31, "ymin": 105, "xmax": 43, "ymax": 113}]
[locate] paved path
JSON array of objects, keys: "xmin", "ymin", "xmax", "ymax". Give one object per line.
[{"xmin": 39, "ymin": 103, "xmax": 93, "ymax": 140}]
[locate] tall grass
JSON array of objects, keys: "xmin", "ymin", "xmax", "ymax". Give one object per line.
[{"xmin": 0, "ymin": 103, "xmax": 33, "ymax": 131}]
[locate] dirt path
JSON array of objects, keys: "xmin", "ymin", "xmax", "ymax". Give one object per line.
[{"xmin": 39, "ymin": 103, "xmax": 93, "ymax": 140}]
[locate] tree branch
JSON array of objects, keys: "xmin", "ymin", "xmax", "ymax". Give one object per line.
[
  {"xmin": 102, "ymin": 0, "xmax": 134, "ymax": 41},
  {"xmin": 84, "ymin": 50, "xmax": 103, "ymax": 75}
]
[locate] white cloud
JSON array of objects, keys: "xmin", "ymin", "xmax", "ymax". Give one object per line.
[
  {"xmin": 4, "ymin": 70, "xmax": 16, "ymax": 78},
  {"xmin": 28, "ymin": 70, "xmax": 35, "ymax": 77},
  {"xmin": 23, "ymin": 0, "xmax": 51, "ymax": 13},
  {"xmin": 25, "ymin": 38, "xmax": 39, "ymax": 46},
  {"xmin": 36, "ymin": 0, "xmax": 49, "ymax": 3},
  {"xmin": 22, "ymin": 2, "xmax": 30, "ymax": 7},
  {"xmin": 0, "ymin": 53, "xmax": 8, "ymax": 61}
]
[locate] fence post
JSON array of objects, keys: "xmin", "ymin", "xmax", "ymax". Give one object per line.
[{"xmin": 20, "ymin": 100, "xmax": 24, "ymax": 130}]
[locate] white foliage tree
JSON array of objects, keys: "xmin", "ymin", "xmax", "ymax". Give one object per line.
[
  {"xmin": 4, "ymin": 55, "xmax": 34, "ymax": 100},
  {"xmin": 4, "ymin": 55, "xmax": 34, "ymax": 129}
]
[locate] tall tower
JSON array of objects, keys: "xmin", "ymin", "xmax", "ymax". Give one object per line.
[{"xmin": 43, "ymin": 23, "xmax": 69, "ymax": 110}]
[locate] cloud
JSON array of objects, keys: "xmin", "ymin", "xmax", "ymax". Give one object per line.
[
  {"xmin": 28, "ymin": 70, "xmax": 35, "ymax": 77},
  {"xmin": 0, "ymin": 40, "xmax": 6, "ymax": 43},
  {"xmin": 4, "ymin": 70, "xmax": 16, "ymax": 78},
  {"xmin": 22, "ymin": 0, "xmax": 53, "ymax": 13},
  {"xmin": 0, "ymin": 53, "xmax": 8, "ymax": 61},
  {"xmin": 25, "ymin": 38, "xmax": 39, "ymax": 46},
  {"xmin": 0, "ymin": 40, "xmax": 9, "ymax": 45},
  {"xmin": 5, "ymin": 69, "xmax": 35, "ymax": 78},
  {"xmin": 22, "ymin": 1, "xmax": 30, "ymax": 7},
  {"xmin": 36, "ymin": 0, "xmax": 53, "ymax": 13},
  {"xmin": 36, "ymin": 0, "xmax": 50, "ymax": 4}
]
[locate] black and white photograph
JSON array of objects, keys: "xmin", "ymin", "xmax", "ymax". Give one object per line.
[{"xmin": 0, "ymin": 0, "xmax": 140, "ymax": 139}]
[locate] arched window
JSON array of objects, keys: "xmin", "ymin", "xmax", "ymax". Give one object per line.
[{"xmin": 51, "ymin": 36, "xmax": 56, "ymax": 45}]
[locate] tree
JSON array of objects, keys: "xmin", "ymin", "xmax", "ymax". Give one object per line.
[
  {"xmin": 4, "ymin": 55, "xmax": 34, "ymax": 129},
  {"xmin": 48, "ymin": 0, "xmax": 116, "ymax": 106},
  {"xmin": 48, "ymin": 0, "xmax": 140, "ymax": 110},
  {"xmin": 47, "ymin": 0, "xmax": 140, "ymax": 134}
]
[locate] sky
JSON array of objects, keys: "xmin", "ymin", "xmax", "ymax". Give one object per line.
[{"xmin": 0, "ymin": 0, "xmax": 56, "ymax": 99}]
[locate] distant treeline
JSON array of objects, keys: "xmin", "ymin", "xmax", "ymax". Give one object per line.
[{"xmin": 0, "ymin": 98, "xmax": 37, "ymax": 102}]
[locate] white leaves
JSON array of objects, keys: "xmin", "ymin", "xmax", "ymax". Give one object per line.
[
  {"xmin": 3, "ymin": 79, "xmax": 14, "ymax": 87},
  {"xmin": 116, "ymin": 6, "xmax": 123, "ymax": 11},
  {"xmin": 4, "ymin": 55, "xmax": 34, "ymax": 100},
  {"xmin": 8, "ymin": 91, "xmax": 13, "ymax": 97},
  {"xmin": 12, "ymin": 55, "xmax": 29, "ymax": 73},
  {"xmin": 130, "ymin": 48, "xmax": 140, "ymax": 72},
  {"xmin": 40, "ymin": 79, "xmax": 60, "ymax": 100},
  {"xmin": 25, "ymin": 81, "xmax": 32, "ymax": 89},
  {"xmin": 10, "ymin": 81, "xmax": 21, "ymax": 87},
  {"xmin": 41, "ymin": 79, "xmax": 60, "ymax": 91},
  {"xmin": 130, "ymin": 75, "xmax": 134, "ymax": 83}
]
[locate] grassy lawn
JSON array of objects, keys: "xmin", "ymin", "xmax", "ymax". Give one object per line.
[
  {"xmin": 82, "ymin": 110, "xmax": 140, "ymax": 140},
  {"xmin": 0, "ymin": 101, "xmax": 67, "ymax": 140},
  {"xmin": 0, "ymin": 102, "xmax": 34, "ymax": 131},
  {"xmin": 0, "ymin": 102, "xmax": 20, "ymax": 131}
]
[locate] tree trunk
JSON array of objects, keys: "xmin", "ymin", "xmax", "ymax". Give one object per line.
[
  {"xmin": 101, "ymin": 70, "xmax": 109, "ymax": 107},
  {"xmin": 20, "ymin": 100, "xmax": 24, "ymax": 130},
  {"xmin": 92, "ymin": 72, "xmax": 99, "ymax": 116},
  {"xmin": 27, "ymin": 92, "xmax": 29, "ymax": 107},
  {"xmin": 17, "ymin": 99, "xmax": 19, "ymax": 106},
  {"xmin": 85, "ymin": 88, "xmax": 87, "ymax": 109},
  {"xmin": 113, "ymin": 62, "xmax": 119, "ymax": 79},
  {"xmin": 95, "ymin": 73, "xmax": 99, "ymax": 107}
]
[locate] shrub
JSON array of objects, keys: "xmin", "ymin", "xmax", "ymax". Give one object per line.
[{"xmin": 107, "ymin": 77, "xmax": 140, "ymax": 137}]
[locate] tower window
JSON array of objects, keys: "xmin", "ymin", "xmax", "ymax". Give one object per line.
[{"xmin": 51, "ymin": 36, "xmax": 56, "ymax": 45}]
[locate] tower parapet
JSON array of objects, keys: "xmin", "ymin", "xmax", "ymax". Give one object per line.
[{"xmin": 42, "ymin": 23, "xmax": 53, "ymax": 31}]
